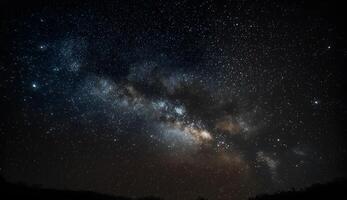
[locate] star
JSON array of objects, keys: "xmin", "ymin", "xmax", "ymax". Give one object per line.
[
  {"xmin": 38, "ymin": 44, "xmax": 48, "ymax": 51},
  {"xmin": 313, "ymin": 99, "xmax": 319, "ymax": 105},
  {"xmin": 174, "ymin": 106, "xmax": 185, "ymax": 115}
]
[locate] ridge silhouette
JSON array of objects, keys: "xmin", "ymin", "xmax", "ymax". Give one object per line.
[
  {"xmin": 250, "ymin": 178, "xmax": 347, "ymax": 200},
  {"xmin": 1, "ymin": 176, "xmax": 346, "ymax": 200},
  {"xmin": 0, "ymin": 176, "xmax": 162, "ymax": 200}
]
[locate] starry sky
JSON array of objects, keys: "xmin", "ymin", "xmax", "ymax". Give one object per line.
[{"xmin": 1, "ymin": 1, "xmax": 347, "ymax": 200}]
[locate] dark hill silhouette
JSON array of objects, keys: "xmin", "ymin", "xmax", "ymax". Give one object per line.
[
  {"xmin": 1, "ymin": 176, "xmax": 347, "ymax": 200},
  {"xmin": 249, "ymin": 178, "xmax": 347, "ymax": 200},
  {"xmin": 0, "ymin": 176, "xmax": 162, "ymax": 200}
]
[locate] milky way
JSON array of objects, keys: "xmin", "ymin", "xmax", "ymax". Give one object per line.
[{"xmin": 1, "ymin": 1, "xmax": 347, "ymax": 200}]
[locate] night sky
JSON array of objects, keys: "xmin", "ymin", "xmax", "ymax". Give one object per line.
[{"xmin": 1, "ymin": 1, "xmax": 347, "ymax": 200}]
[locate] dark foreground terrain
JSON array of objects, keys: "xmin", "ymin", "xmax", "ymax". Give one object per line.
[
  {"xmin": 250, "ymin": 178, "xmax": 347, "ymax": 200},
  {"xmin": 0, "ymin": 177, "xmax": 162, "ymax": 200},
  {"xmin": 1, "ymin": 176, "xmax": 347, "ymax": 200}
]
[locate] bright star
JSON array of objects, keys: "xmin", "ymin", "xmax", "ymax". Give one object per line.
[
  {"xmin": 39, "ymin": 44, "xmax": 47, "ymax": 50},
  {"xmin": 174, "ymin": 106, "xmax": 185, "ymax": 115}
]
